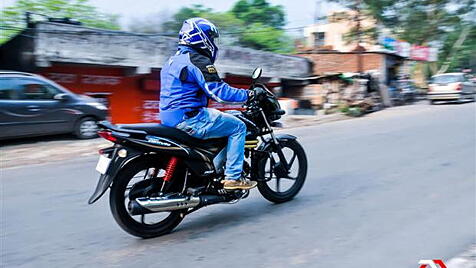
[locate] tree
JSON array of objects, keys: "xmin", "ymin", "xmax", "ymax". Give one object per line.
[
  {"xmin": 128, "ymin": 10, "xmax": 172, "ymax": 34},
  {"xmin": 160, "ymin": 1, "xmax": 293, "ymax": 53},
  {"xmin": 161, "ymin": 4, "xmax": 214, "ymax": 35},
  {"xmin": 239, "ymin": 23, "xmax": 292, "ymax": 53},
  {"xmin": 231, "ymin": 0, "xmax": 286, "ymax": 29},
  {"xmin": 1, "ymin": 0, "xmax": 120, "ymax": 43}
]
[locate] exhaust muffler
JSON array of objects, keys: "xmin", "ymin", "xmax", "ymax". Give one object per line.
[
  {"xmin": 128, "ymin": 194, "xmax": 200, "ymax": 215},
  {"xmin": 128, "ymin": 194, "xmax": 233, "ymax": 215}
]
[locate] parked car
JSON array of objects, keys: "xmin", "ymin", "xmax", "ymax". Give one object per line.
[
  {"xmin": 427, "ymin": 73, "xmax": 475, "ymax": 104},
  {"xmin": 0, "ymin": 71, "xmax": 108, "ymax": 140}
]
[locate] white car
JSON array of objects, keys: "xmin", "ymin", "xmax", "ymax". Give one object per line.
[{"xmin": 427, "ymin": 73, "xmax": 475, "ymax": 104}]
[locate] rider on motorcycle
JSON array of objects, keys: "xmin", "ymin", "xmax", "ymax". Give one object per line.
[{"xmin": 159, "ymin": 18, "xmax": 258, "ymax": 190}]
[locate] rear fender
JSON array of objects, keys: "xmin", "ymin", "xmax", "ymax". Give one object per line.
[{"xmin": 88, "ymin": 147, "xmax": 143, "ymax": 204}]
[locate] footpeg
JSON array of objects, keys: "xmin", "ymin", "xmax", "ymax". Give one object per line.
[{"xmin": 186, "ymin": 186, "xmax": 206, "ymax": 196}]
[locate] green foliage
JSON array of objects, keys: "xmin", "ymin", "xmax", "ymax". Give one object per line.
[
  {"xmin": 437, "ymin": 24, "xmax": 476, "ymax": 72},
  {"xmin": 160, "ymin": 0, "xmax": 292, "ymax": 53},
  {"xmin": 239, "ymin": 23, "xmax": 293, "ymax": 53},
  {"xmin": 161, "ymin": 4, "xmax": 213, "ymax": 35},
  {"xmin": 1, "ymin": 0, "xmax": 120, "ymax": 43},
  {"xmin": 231, "ymin": 0, "xmax": 286, "ymax": 29}
]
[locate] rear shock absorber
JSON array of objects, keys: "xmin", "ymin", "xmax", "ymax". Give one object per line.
[
  {"xmin": 160, "ymin": 156, "xmax": 179, "ymax": 193},
  {"xmin": 164, "ymin": 156, "xmax": 179, "ymax": 182}
]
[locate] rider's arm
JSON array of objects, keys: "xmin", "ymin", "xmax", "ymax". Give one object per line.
[{"xmin": 188, "ymin": 55, "xmax": 248, "ymax": 103}]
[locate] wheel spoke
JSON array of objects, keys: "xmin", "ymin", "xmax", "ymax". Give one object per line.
[
  {"xmin": 287, "ymin": 152, "xmax": 297, "ymax": 168},
  {"xmin": 276, "ymin": 177, "xmax": 280, "ymax": 192},
  {"xmin": 141, "ymin": 214, "xmax": 145, "ymax": 224},
  {"xmin": 142, "ymin": 168, "xmax": 149, "ymax": 180}
]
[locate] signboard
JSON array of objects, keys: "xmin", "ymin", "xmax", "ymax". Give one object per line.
[
  {"xmin": 380, "ymin": 36, "xmax": 438, "ymax": 61},
  {"xmin": 382, "ymin": 36, "xmax": 397, "ymax": 52},
  {"xmin": 410, "ymin": 45, "xmax": 430, "ymax": 61},
  {"xmin": 396, "ymin": 41, "xmax": 411, "ymax": 58}
]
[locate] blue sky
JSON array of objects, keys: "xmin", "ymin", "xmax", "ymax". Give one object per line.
[{"xmin": 1, "ymin": 0, "xmax": 343, "ymax": 30}]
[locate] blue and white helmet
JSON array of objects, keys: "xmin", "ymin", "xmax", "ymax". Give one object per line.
[{"xmin": 179, "ymin": 18, "xmax": 220, "ymax": 63}]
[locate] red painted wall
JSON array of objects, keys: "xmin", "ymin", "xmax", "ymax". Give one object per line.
[{"xmin": 38, "ymin": 64, "xmax": 255, "ymax": 124}]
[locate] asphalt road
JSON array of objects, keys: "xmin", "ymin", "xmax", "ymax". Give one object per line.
[{"xmin": 1, "ymin": 102, "xmax": 475, "ymax": 268}]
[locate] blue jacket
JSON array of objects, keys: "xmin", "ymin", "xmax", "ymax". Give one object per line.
[{"xmin": 159, "ymin": 45, "xmax": 248, "ymax": 127}]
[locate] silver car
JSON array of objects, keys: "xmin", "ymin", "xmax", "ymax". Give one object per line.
[{"xmin": 427, "ymin": 73, "xmax": 475, "ymax": 104}]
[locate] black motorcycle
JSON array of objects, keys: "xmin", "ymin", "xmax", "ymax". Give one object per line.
[{"xmin": 88, "ymin": 68, "xmax": 307, "ymax": 238}]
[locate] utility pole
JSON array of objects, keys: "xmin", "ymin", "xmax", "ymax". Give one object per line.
[{"xmin": 355, "ymin": 0, "xmax": 363, "ymax": 74}]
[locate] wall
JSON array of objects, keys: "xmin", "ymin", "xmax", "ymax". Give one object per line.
[
  {"xmin": 39, "ymin": 65, "xmax": 159, "ymax": 124},
  {"xmin": 298, "ymin": 52, "xmax": 385, "ymax": 75},
  {"xmin": 34, "ymin": 22, "xmax": 311, "ymax": 79}
]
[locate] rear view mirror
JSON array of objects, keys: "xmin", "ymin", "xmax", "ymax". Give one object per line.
[
  {"xmin": 252, "ymin": 67, "xmax": 263, "ymax": 81},
  {"xmin": 54, "ymin": 93, "xmax": 71, "ymax": 101}
]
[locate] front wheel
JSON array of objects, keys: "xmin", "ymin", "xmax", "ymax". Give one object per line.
[{"xmin": 257, "ymin": 139, "xmax": 307, "ymax": 203}]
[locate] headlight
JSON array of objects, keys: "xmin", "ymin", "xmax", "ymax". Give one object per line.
[{"xmin": 87, "ymin": 102, "xmax": 108, "ymax": 110}]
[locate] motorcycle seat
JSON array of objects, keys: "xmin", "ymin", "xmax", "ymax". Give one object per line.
[{"xmin": 117, "ymin": 123, "xmax": 227, "ymax": 149}]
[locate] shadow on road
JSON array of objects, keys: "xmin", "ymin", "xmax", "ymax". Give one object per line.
[{"xmin": 134, "ymin": 195, "xmax": 314, "ymax": 245}]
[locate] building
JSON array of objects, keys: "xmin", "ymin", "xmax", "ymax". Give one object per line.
[
  {"xmin": 0, "ymin": 21, "xmax": 311, "ymax": 123},
  {"xmin": 303, "ymin": 11, "xmax": 379, "ymax": 52},
  {"xmin": 296, "ymin": 50, "xmax": 406, "ymax": 107}
]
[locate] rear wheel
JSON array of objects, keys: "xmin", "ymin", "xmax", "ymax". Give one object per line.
[
  {"xmin": 109, "ymin": 159, "xmax": 185, "ymax": 238},
  {"xmin": 257, "ymin": 139, "xmax": 307, "ymax": 203}
]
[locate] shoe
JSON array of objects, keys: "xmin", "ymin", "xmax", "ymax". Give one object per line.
[{"xmin": 221, "ymin": 178, "xmax": 258, "ymax": 190}]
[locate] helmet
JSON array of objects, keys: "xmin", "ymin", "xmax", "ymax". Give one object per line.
[{"xmin": 179, "ymin": 18, "xmax": 220, "ymax": 63}]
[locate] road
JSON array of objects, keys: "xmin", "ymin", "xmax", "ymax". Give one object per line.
[{"xmin": 1, "ymin": 102, "xmax": 475, "ymax": 268}]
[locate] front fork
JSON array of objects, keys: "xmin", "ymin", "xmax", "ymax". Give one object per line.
[{"xmin": 259, "ymin": 110, "xmax": 291, "ymax": 175}]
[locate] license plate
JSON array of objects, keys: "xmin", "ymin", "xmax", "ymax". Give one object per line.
[{"xmin": 95, "ymin": 155, "xmax": 111, "ymax": 174}]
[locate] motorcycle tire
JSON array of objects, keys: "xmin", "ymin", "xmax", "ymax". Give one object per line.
[
  {"xmin": 109, "ymin": 159, "xmax": 185, "ymax": 238},
  {"xmin": 257, "ymin": 139, "xmax": 307, "ymax": 203}
]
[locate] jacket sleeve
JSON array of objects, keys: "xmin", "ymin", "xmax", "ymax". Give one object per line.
[{"xmin": 188, "ymin": 55, "xmax": 248, "ymax": 103}]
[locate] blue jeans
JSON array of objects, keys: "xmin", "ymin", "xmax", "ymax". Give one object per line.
[{"xmin": 175, "ymin": 108, "xmax": 246, "ymax": 180}]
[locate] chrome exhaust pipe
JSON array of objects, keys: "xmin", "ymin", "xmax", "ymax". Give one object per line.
[{"xmin": 128, "ymin": 195, "xmax": 200, "ymax": 215}]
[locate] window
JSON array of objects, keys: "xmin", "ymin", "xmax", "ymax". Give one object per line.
[
  {"xmin": 432, "ymin": 74, "xmax": 464, "ymax": 84},
  {"xmin": 18, "ymin": 79, "xmax": 62, "ymax": 100},
  {"xmin": 314, "ymin": 32, "xmax": 325, "ymax": 47},
  {"xmin": 0, "ymin": 77, "xmax": 63, "ymax": 100},
  {"xmin": 0, "ymin": 78, "xmax": 21, "ymax": 100}
]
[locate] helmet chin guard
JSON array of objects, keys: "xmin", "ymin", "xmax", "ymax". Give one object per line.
[{"xmin": 179, "ymin": 18, "xmax": 220, "ymax": 63}]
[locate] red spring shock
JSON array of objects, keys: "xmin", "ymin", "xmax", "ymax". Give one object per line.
[{"xmin": 163, "ymin": 156, "xmax": 179, "ymax": 182}]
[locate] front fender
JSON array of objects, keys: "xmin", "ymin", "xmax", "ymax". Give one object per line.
[
  {"xmin": 252, "ymin": 134, "xmax": 297, "ymax": 181},
  {"xmin": 88, "ymin": 147, "xmax": 143, "ymax": 204},
  {"xmin": 257, "ymin": 134, "xmax": 297, "ymax": 151}
]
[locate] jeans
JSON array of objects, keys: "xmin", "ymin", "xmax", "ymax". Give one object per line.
[{"xmin": 175, "ymin": 108, "xmax": 246, "ymax": 180}]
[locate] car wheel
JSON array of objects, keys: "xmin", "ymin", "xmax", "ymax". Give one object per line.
[{"xmin": 75, "ymin": 117, "xmax": 98, "ymax": 139}]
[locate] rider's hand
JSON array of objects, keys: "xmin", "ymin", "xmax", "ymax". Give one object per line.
[{"xmin": 248, "ymin": 87, "xmax": 267, "ymax": 102}]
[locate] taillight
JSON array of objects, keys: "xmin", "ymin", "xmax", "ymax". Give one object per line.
[
  {"xmin": 97, "ymin": 130, "xmax": 117, "ymax": 142},
  {"xmin": 455, "ymin": 83, "xmax": 462, "ymax": 91},
  {"xmin": 427, "ymin": 86, "xmax": 432, "ymax": 92}
]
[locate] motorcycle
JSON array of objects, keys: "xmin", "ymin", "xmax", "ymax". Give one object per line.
[{"xmin": 88, "ymin": 68, "xmax": 308, "ymax": 238}]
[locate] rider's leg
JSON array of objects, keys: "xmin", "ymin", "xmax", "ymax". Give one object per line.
[
  {"xmin": 194, "ymin": 109, "xmax": 246, "ymax": 180},
  {"xmin": 175, "ymin": 108, "xmax": 256, "ymax": 189}
]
